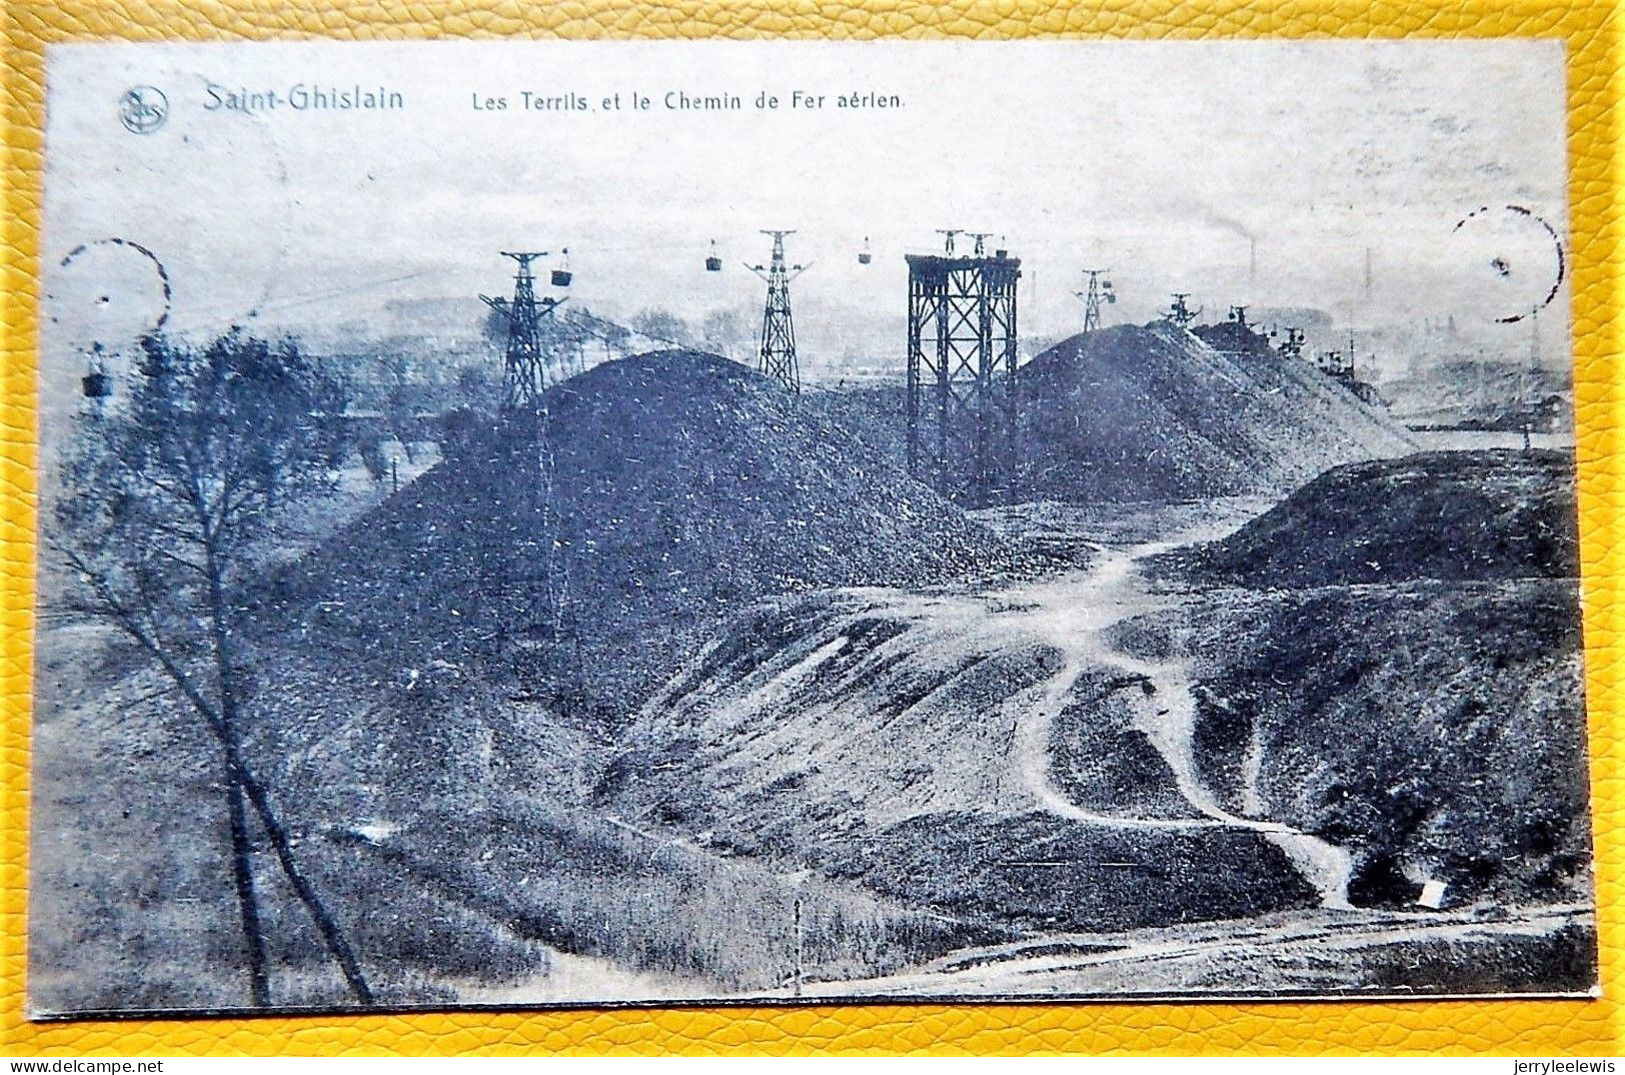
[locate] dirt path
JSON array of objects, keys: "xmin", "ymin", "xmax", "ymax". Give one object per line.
[
  {"xmin": 803, "ymin": 903, "xmax": 1593, "ymax": 1000},
  {"xmin": 998, "ymin": 516, "xmax": 1354, "ymax": 908}
]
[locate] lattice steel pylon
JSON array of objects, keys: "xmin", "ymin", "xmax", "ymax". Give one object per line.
[
  {"xmin": 747, "ymin": 230, "xmax": 806, "ymax": 393},
  {"xmin": 480, "ymin": 251, "xmax": 562, "ymax": 415},
  {"xmin": 1076, "ymin": 269, "xmax": 1113, "ymax": 333},
  {"xmin": 905, "ymin": 242, "xmax": 1022, "ymax": 505}
]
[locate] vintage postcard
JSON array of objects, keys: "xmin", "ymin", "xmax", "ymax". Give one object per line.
[{"xmin": 29, "ymin": 39, "xmax": 1592, "ymax": 1016}]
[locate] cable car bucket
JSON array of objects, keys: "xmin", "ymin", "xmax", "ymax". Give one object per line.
[{"xmin": 81, "ymin": 342, "xmax": 112, "ymax": 400}]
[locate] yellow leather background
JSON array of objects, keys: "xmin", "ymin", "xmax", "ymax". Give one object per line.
[{"xmin": 2, "ymin": 0, "xmax": 1621, "ymax": 1056}]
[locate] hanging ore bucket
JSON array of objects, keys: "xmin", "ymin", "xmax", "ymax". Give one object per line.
[
  {"xmin": 551, "ymin": 248, "xmax": 572, "ymax": 287},
  {"xmin": 858, "ymin": 236, "xmax": 872, "ymax": 265},
  {"xmin": 82, "ymin": 343, "xmax": 111, "ymax": 399},
  {"xmin": 705, "ymin": 239, "xmax": 723, "ymax": 272}
]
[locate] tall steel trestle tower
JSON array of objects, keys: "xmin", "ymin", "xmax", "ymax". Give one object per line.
[
  {"xmin": 481, "ymin": 251, "xmax": 562, "ymax": 415},
  {"xmin": 748, "ymin": 230, "xmax": 806, "ymax": 394},
  {"xmin": 905, "ymin": 246, "xmax": 1022, "ymax": 505}
]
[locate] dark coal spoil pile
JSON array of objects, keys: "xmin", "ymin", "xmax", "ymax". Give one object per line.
[
  {"xmin": 1120, "ymin": 446, "xmax": 1589, "ymax": 911},
  {"xmin": 1019, "ymin": 322, "xmax": 1416, "ymax": 502},
  {"xmin": 1117, "ymin": 580, "xmax": 1589, "ymax": 911},
  {"xmin": 286, "ymin": 350, "xmax": 1017, "ymax": 721},
  {"xmin": 1192, "ymin": 319, "xmax": 1276, "ymax": 359},
  {"xmin": 1173, "ymin": 449, "xmax": 1579, "ymax": 586}
]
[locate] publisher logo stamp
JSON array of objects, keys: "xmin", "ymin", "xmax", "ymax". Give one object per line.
[{"xmin": 118, "ymin": 86, "xmax": 168, "ymax": 134}]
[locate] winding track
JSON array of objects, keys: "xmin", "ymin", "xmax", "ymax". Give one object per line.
[{"xmin": 1000, "ymin": 528, "xmax": 1355, "ymax": 908}]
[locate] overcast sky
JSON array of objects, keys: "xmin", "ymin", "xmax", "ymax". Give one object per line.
[{"xmin": 43, "ymin": 39, "xmax": 1569, "ymax": 375}]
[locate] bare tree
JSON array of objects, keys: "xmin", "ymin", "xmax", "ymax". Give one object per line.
[
  {"xmin": 382, "ymin": 352, "xmax": 419, "ymax": 464},
  {"xmin": 454, "ymin": 362, "xmax": 500, "ymax": 412},
  {"xmin": 480, "ymin": 301, "xmax": 511, "ymax": 354},
  {"xmin": 484, "ymin": 302, "xmax": 589, "ymax": 387},
  {"xmin": 630, "ymin": 308, "xmax": 694, "ymax": 348},
  {"xmin": 50, "ymin": 329, "xmax": 372, "ymax": 1007},
  {"xmin": 541, "ymin": 314, "xmax": 589, "ymax": 385},
  {"xmin": 700, "ymin": 307, "xmax": 749, "ymax": 360},
  {"xmin": 594, "ymin": 316, "xmax": 633, "ymax": 359}
]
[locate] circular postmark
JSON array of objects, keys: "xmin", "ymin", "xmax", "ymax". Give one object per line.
[
  {"xmin": 42, "ymin": 238, "xmax": 173, "ymax": 425},
  {"xmin": 64, "ymin": 72, "xmax": 297, "ymax": 336},
  {"xmin": 118, "ymin": 86, "xmax": 169, "ymax": 134},
  {"xmin": 1450, "ymin": 205, "xmax": 1565, "ymax": 324},
  {"xmin": 51, "ymin": 237, "xmax": 173, "ymax": 342}
]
